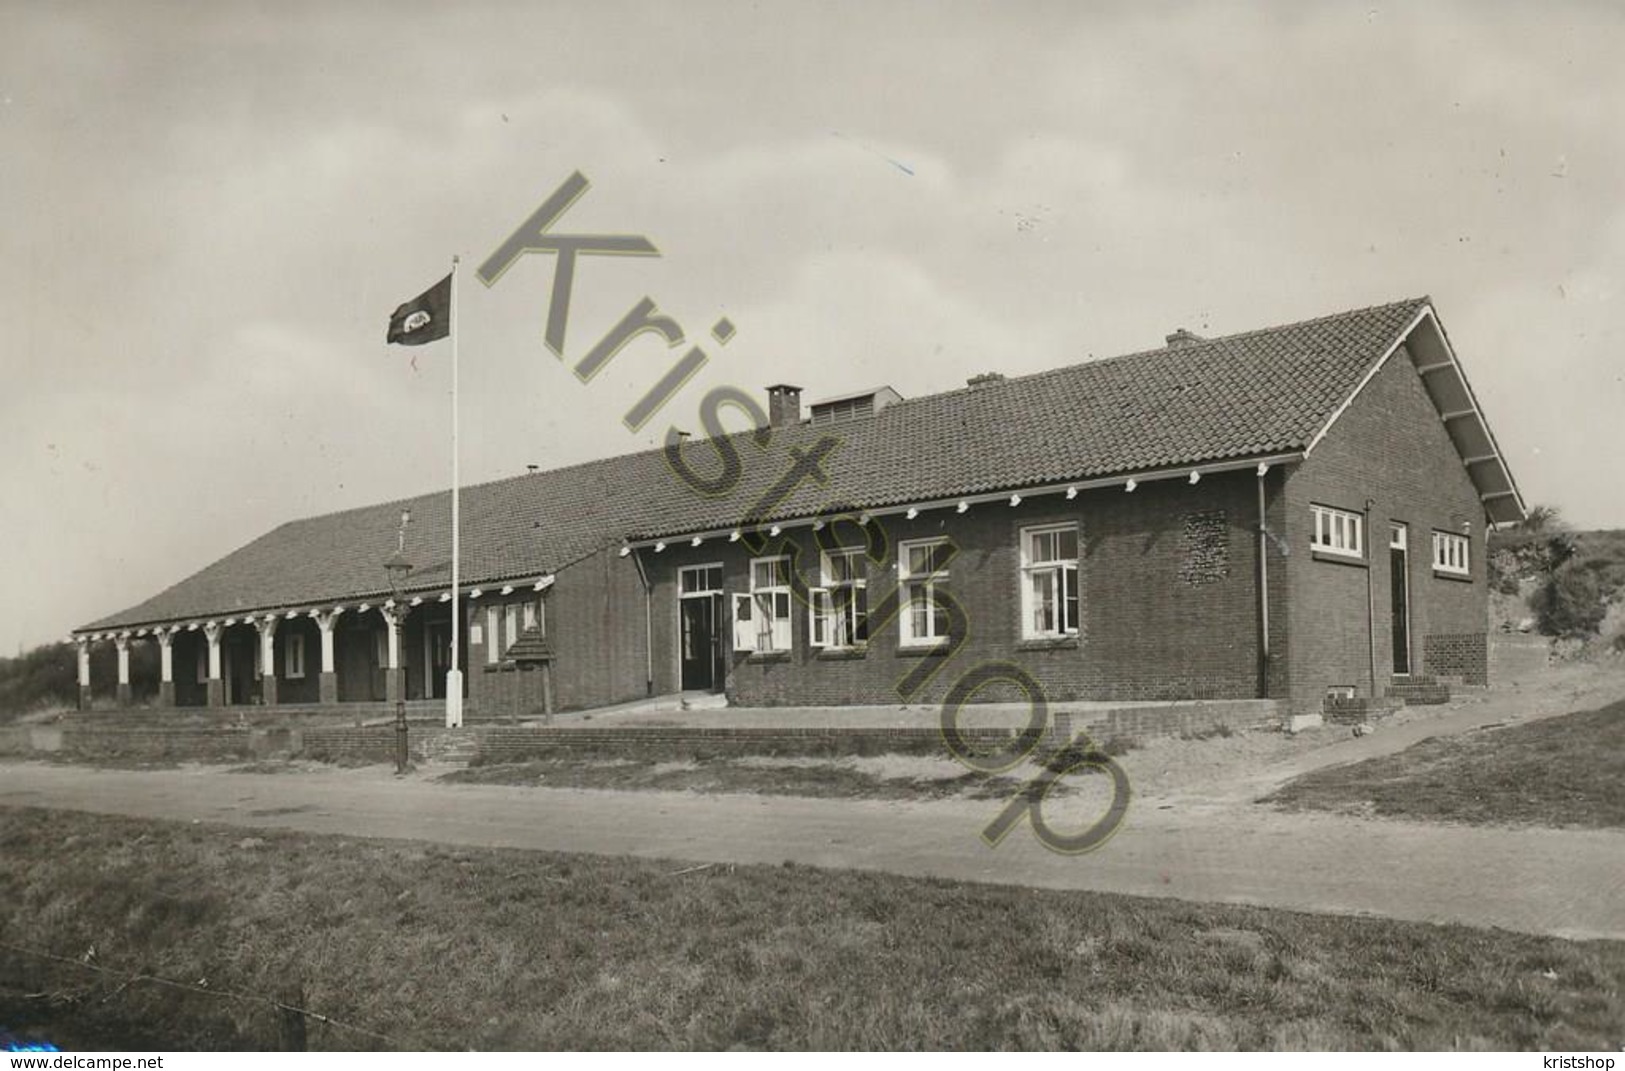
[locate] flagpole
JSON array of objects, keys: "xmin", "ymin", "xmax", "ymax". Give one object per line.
[{"xmin": 447, "ymin": 255, "xmax": 464, "ymax": 728}]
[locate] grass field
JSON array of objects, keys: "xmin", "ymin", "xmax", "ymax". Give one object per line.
[
  {"xmin": 1, "ymin": 807, "xmax": 1621, "ymax": 1051},
  {"xmin": 1266, "ymin": 700, "xmax": 1625, "ymax": 829}
]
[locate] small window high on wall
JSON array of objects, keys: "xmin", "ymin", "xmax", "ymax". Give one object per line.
[{"xmin": 1311, "ymin": 504, "xmax": 1364, "ymax": 560}]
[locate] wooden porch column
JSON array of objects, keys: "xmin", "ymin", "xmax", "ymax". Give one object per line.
[
  {"xmin": 203, "ymin": 620, "xmax": 224, "ymax": 708},
  {"xmin": 381, "ymin": 603, "xmax": 408, "ymax": 705},
  {"xmin": 255, "ymin": 615, "xmax": 279, "ymax": 707},
  {"xmin": 114, "ymin": 633, "xmax": 132, "ymax": 708},
  {"xmin": 157, "ymin": 628, "xmax": 176, "ymax": 707},
  {"xmin": 312, "ymin": 609, "xmax": 342, "ymax": 705},
  {"xmin": 76, "ymin": 637, "xmax": 92, "ymax": 711}
]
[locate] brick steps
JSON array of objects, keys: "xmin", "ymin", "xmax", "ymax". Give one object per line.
[{"xmin": 1385, "ymin": 674, "xmax": 1452, "ymax": 705}]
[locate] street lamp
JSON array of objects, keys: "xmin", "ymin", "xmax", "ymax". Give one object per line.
[{"xmin": 383, "ymin": 547, "xmax": 413, "ymax": 776}]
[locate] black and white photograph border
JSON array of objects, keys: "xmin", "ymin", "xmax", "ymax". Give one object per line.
[{"xmin": 2, "ymin": 0, "xmax": 1624, "ymax": 1056}]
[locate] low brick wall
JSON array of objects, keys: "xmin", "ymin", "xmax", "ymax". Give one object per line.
[
  {"xmin": 0, "ymin": 725, "xmax": 296, "ymax": 762},
  {"xmin": 1422, "ymin": 632, "xmax": 1489, "ymax": 686},
  {"xmin": 295, "ymin": 727, "xmax": 419, "ymax": 764}
]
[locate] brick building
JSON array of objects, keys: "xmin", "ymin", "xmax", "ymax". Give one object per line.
[{"xmin": 72, "ymin": 297, "xmax": 1524, "ymax": 721}]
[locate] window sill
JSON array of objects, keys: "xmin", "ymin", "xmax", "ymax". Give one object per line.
[
  {"xmin": 816, "ymin": 647, "xmax": 868, "ymax": 661},
  {"xmin": 897, "ymin": 643, "xmax": 953, "ymax": 658},
  {"xmin": 1017, "ymin": 635, "xmax": 1080, "ymax": 652},
  {"xmin": 745, "ymin": 650, "xmax": 792, "ymax": 664},
  {"xmin": 1311, "ymin": 549, "xmax": 1367, "ymax": 567},
  {"xmin": 1432, "ymin": 569, "xmax": 1473, "ymax": 583}
]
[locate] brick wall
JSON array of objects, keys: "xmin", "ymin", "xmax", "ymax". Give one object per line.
[
  {"xmin": 647, "ymin": 473, "xmax": 1268, "ymax": 707},
  {"xmin": 8, "ymin": 726, "xmax": 292, "ymax": 762},
  {"xmin": 465, "ymin": 546, "xmax": 650, "ymax": 717},
  {"xmin": 548, "ymin": 544, "xmax": 651, "ymax": 710},
  {"xmin": 1283, "ymin": 345, "xmax": 1489, "ymax": 710},
  {"xmin": 1422, "ymin": 632, "xmax": 1489, "ymax": 685}
]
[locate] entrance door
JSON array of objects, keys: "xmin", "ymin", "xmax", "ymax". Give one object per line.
[
  {"xmin": 226, "ymin": 633, "xmax": 256, "ymax": 705},
  {"xmin": 428, "ymin": 622, "xmax": 451, "ymax": 700},
  {"xmin": 1390, "ymin": 523, "xmax": 1411, "ymax": 675},
  {"xmin": 679, "ymin": 564, "xmax": 725, "ymax": 692}
]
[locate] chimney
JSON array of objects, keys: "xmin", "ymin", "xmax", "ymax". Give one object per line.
[
  {"xmin": 1165, "ymin": 328, "xmax": 1206, "ymax": 348},
  {"xmin": 766, "ymin": 384, "xmax": 803, "ymax": 427},
  {"xmin": 966, "ymin": 372, "xmax": 1006, "ymax": 388}
]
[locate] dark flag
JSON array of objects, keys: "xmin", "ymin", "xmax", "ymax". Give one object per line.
[{"xmin": 386, "ymin": 273, "xmax": 452, "ymax": 345}]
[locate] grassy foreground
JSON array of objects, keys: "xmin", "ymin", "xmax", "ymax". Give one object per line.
[
  {"xmin": 1267, "ymin": 701, "xmax": 1625, "ymax": 829},
  {"xmin": 1, "ymin": 807, "xmax": 1622, "ymax": 1051}
]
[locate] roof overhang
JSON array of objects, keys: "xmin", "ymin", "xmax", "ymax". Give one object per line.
[
  {"xmin": 1306, "ymin": 303, "xmax": 1526, "ymax": 527},
  {"xmin": 70, "ymin": 572, "xmax": 557, "ymax": 640},
  {"xmin": 620, "ymin": 451, "xmax": 1305, "ymax": 551}
]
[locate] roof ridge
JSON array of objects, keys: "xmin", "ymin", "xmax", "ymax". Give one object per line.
[{"xmin": 888, "ymin": 295, "xmax": 1432, "ymax": 411}]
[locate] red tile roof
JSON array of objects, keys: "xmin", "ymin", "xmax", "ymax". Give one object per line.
[{"xmin": 80, "ymin": 297, "xmax": 1432, "ymax": 632}]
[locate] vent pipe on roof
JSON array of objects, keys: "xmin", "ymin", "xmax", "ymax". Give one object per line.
[
  {"xmin": 1165, "ymin": 328, "xmax": 1206, "ymax": 347},
  {"xmin": 766, "ymin": 384, "xmax": 803, "ymax": 428}
]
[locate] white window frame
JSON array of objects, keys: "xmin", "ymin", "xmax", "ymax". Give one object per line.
[
  {"xmin": 1310, "ymin": 504, "xmax": 1364, "ymax": 559},
  {"xmin": 1432, "ymin": 530, "xmax": 1471, "ymax": 576},
  {"xmin": 730, "ymin": 592, "xmax": 754, "ymax": 653},
  {"xmin": 505, "ymin": 604, "xmax": 521, "ymax": 653},
  {"xmin": 284, "ymin": 632, "xmax": 306, "ymax": 679},
  {"xmin": 484, "ymin": 606, "xmax": 499, "ymax": 664},
  {"xmin": 1020, "ymin": 523, "xmax": 1080, "ymax": 639},
  {"xmin": 809, "ymin": 547, "xmax": 869, "ymax": 649},
  {"xmin": 679, "ymin": 564, "xmax": 724, "ymax": 597},
  {"xmin": 746, "ymin": 555, "xmax": 793, "ymax": 653},
  {"xmin": 899, "ymin": 538, "xmax": 952, "ymax": 647}
]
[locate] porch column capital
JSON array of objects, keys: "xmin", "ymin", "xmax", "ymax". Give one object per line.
[
  {"xmin": 381, "ymin": 603, "xmax": 408, "ymax": 669},
  {"xmin": 156, "ymin": 627, "xmax": 175, "ymax": 683},
  {"xmin": 256, "ymin": 614, "xmax": 277, "ymax": 679},
  {"xmin": 114, "ymin": 632, "xmax": 132, "ymax": 699},
  {"xmin": 202, "ymin": 621, "xmax": 223, "ymax": 682},
  {"xmin": 312, "ymin": 608, "xmax": 341, "ymax": 675}
]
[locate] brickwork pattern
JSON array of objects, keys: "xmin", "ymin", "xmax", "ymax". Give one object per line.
[
  {"xmin": 1178, "ymin": 510, "xmax": 1231, "ymax": 586},
  {"xmin": 649, "ymin": 474, "xmax": 1267, "ymax": 709},
  {"xmin": 1423, "ymin": 632, "xmax": 1489, "ymax": 686},
  {"xmin": 1283, "ymin": 346, "xmax": 1490, "ymax": 709}
]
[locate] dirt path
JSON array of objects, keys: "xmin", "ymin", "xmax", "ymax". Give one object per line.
[
  {"xmin": 1115, "ymin": 660, "xmax": 1625, "ymax": 807},
  {"xmin": 2, "ymin": 757, "xmax": 1621, "ymax": 940}
]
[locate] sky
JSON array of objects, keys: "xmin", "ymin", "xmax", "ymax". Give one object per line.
[{"xmin": 3, "ymin": 1, "xmax": 1623, "ymax": 655}]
